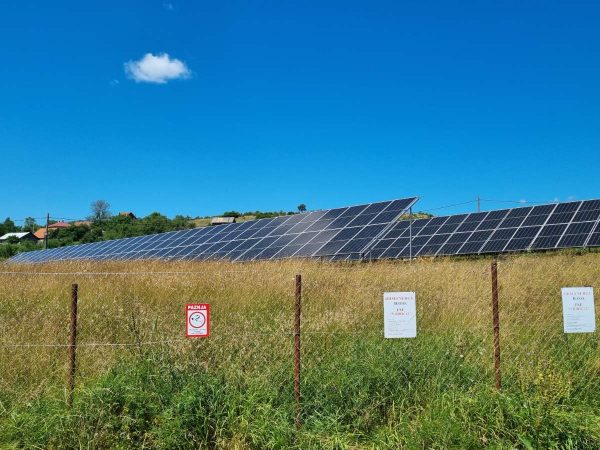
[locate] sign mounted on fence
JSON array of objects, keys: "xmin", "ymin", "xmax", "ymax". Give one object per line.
[
  {"xmin": 186, "ymin": 304, "xmax": 210, "ymax": 338},
  {"xmin": 383, "ymin": 292, "xmax": 417, "ymax": 338},
  {"xmin": 561, "ymin": 287, "xmax": 595, "ymax": 334}
]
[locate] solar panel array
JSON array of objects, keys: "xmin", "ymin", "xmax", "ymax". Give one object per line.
[
  {"xmin": 9, "ymin": 197, "xmax": 600, "ymax": 264},
  {"xmin": 8, "ymin": 198, "xmax": 418, "ymax": 264},
  {"xmin": 366, "ymin": 199, "xmax": 600, "ymax": 259}
]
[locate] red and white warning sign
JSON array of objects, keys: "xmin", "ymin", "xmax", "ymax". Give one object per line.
[{"xmin": 186, "ymin": 304, "xmax": 210, "ymax": 338}]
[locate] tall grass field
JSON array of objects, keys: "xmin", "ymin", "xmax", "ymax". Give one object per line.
[{"xmin": 1, "ymin": 252, "xmax": 599, "ymax": 448}]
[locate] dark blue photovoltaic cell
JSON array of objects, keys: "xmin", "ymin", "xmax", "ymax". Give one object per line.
[
  {"xmin": 587, "ymin": 232, "xmax": 600, "ymax": 247},
  {"xmin": 522, "ymin": 205, "xmax": 556, "ymax": 226},
  {"xmin": 313, "ymin": 240, "xmax": 348, "ymax": 256},
  {"xmin": 437, "ymin": 219, "xmax": 466, "ymax": 234},
  {"xmin": 556, "ymin": 222, "xmax": 595, "ymax": 248},
  {"xmin": 530, "ymin": 224, "xmax": 568, "ymax": 250},
  {"xmin": 355, "ymin": 224, "xmax": 387, "ymax": 239},
  {"xmin": 416, "ymin": 236, "xmax": 450, "ymax": 256},
  {"xmin": 479, "ymin": 228, "xmax": 519, "ymax": 254},
  {"xmin": 573, "ymin": 200, "xmax": 600, "ymax": 222},
  {"xmin": 338, "ymin": 238, "xmax": 373, "ymax": 253},
  {"xmin": 383, "ymin": 223, "xmax": 410, "ymax": 239},
  {"xmin": 502, "ymin": 225, "xmax": 541, "ymax": 251},
  {"xmin": 456, "ymin": 230, "xmax": 494, "ymax": 255},
  {"xmin": 456, "ymin": 213, "xmax": 489, "ymax": 232},
  {"xmin": 379, "ymin": 244, "xmax": 409, "ymax": 258}
]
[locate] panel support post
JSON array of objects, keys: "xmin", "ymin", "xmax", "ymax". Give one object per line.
[
  {"xmin": 409, "ymin": 206, "xmax": 413, "ymax": 260},
  {"xmin": 294, "ymin": 274, "xmax": 302, "ymax": 430},
  {"xmin": 491, "ymin": 261, "xmax": 502, "ymax": 390},
  {"xmin": 67, "ymin": 283, "xmax": 79, "ymax": 407}
]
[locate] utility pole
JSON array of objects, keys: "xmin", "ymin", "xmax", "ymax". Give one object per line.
[
  {"xmin": 477, "ymin": 196, "xmax": 481, "ymax": 213},
  {"xmin": 44, "ymin": 213, "xmax": 49, "ymax": 249}
]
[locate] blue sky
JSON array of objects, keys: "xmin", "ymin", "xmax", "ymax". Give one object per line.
[{"xmin": 2, "ymin": 1, "xmax": 599, "ymax": 223}]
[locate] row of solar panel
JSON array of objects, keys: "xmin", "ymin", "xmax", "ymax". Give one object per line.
[
  {"xmin": 367, "ymin": 199, "xmax": 600, "ymax": 259},
  {"xmin": 10, "ymin": 197, "xmax": 600, "ymax": 264},
  {"xmin": 9, "ymin": 198, "xmax": 417, "ymax": 264}
]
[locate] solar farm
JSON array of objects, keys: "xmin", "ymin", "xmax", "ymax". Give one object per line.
[{"xmin": 8, "ymin": 196, "xmax": 600, "ymax": 264}]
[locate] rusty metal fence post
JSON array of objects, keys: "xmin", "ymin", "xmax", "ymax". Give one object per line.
[
  {"xmin": 294, "ymin": 274, "xmax": 302, "ymax": 430},
  {"xmin": 491, "ymin": 261, "xmax": 502, "ymax": 390},
  {"xmin": 67, "ymin": 283, "xmax": 78, "ymax": 406}
]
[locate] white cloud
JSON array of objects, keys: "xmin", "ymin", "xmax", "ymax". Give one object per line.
[
  {"xmin": 109, "ymin": 79, "xmax": 119, "ymax": 87},
  {"xmin": 124, "ymin": 53, "xmax": 191, "ymax": 84}
]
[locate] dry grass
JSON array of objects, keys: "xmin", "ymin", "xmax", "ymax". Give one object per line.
[
  {"xmin": 0, "ymin": 252, "xmax": 598, "ymax": 397},
  {"xmin": 0, "ymin": 251, "xmax": 599, "ymax": 448}
]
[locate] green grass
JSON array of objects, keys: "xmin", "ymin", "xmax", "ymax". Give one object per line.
[{"xmin": 2, "ymin": 342, "xmax": 599, "ymax": 449}]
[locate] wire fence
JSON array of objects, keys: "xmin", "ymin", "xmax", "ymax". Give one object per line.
[
  {"xmin": 0, "ymin": 254, "xmax": 599, "ymax": 445},
  {"xmin": 498, "ymin": 256, "xmax": 600, "ymax": 402}
]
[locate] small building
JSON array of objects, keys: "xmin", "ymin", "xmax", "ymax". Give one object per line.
[
  {"xmin": 34, "ymin": 221, "xmax": 71, "ymax": 240},
  {"xmin": 210, "ymin": 217, "xmax": 236, "ymax": 226},
  {"xmin": 0, "ymin": 232, "xmax": 39, "ymax": 243},
  {"xmin": 119, "ymin": 212, "xmax": 137, "ymax": 219},
  {"xmin": 49, "ymin": 221, "xmax": 70, "ymax": 229}
]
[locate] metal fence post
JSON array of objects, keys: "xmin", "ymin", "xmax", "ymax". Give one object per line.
[
  {"xmin": 67, "ymin": 283, "xmax": 78, "ymax": 406},
  {"xmin": 491, "ymin": 261, "xmax": 502, "ymax": 390},
  {"xmin": 294, "ymin": 274, "xmax": 302, "ymax": 430}
]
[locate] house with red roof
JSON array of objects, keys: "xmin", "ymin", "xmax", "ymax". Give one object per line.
[{"xmin": 34, "ymin": 221, "xmax": 71, "ymax": 240}]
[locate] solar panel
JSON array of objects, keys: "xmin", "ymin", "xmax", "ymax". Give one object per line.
[
  {"xmin": 367, "ymin": 199, "xmax": 600, "ymax": 259},
  {"xmin": 9, "ymin": 197, "xmax": 418, "ymax": 264}
]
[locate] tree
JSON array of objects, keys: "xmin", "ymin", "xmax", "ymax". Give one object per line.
[
  {"xmin": 140, "ymin": 212, "xmax": 171, "ymax": 234},
  {"xmin": 0, "ymin": 243, "xmax": 17, "ymax": 259},
  {"xmin": 297, "ymin": 204, "xmax": 307, "ymax": 213},
  {"xmin": 2, "ymin": 218, "xmax": 17, "ymax": 233},
  {"xmin": 172, "ymin": 215, "xmax": 195, "ymax": 229},
  {"xmin": 90, "ymin": 200, "xmax": 112, "ymax": 222},
  {"xmin": 23, "ymin": 217, "xmax": 37, "ymax": 233},
  {"xmin": 223, "ymin": 211, "xmax": 241, "ymax": 218}
]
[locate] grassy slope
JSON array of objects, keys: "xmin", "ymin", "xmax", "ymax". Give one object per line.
[
  {"xmin": 0, "ymin": 252, "xmax": 599, "ymax": 448},
  {"xmin": 192, "ymin": 215, "xmax": 262, "ymax": 228}
]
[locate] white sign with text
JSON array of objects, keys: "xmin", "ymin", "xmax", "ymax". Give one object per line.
[
  {"xmin": 561, "ymin": 287, "xmax": 595, "ymax": 334},
  {"xmin": 384, "ymin": 292, "xmax": 417, "ymax": 338}
]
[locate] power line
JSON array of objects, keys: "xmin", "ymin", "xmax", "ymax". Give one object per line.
[
  {"xmin": 427, "ymin": 197, "xmax": 559, "ymax": 213},
  {"xmin": 423, "ymin": 200, "xmax": 478, "ymax": 212},
  {"xmin": 415, "ymin": 197, "xmax": 558, "ymax": 217},
  {"xmin": 3, "ymin": 217, "xmax": 48, "ymax": 223},
  {"xmin": 480, "ymin": 198, "xmax": 549, "ymax": 205}
]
